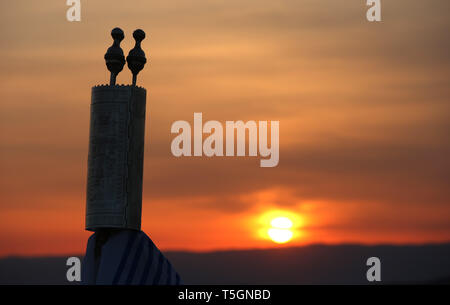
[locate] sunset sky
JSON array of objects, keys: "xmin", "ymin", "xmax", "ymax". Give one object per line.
[{"xmin": 0, "ymin": 0, "xmax": 449, "ymax": 257}]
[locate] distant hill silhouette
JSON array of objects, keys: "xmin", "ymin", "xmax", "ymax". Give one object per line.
[{"xmin": 1, "ymin": 244, "xmax": 449, "ymax": 284}]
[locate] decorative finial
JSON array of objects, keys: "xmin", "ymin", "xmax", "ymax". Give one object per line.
[
  {"xmin": 104, "ymin": 28, "xmax": 126, "ymax": 86},
  {"xmin": 126, "ymin": 29, "xmax": 147, "ymax": 86}
]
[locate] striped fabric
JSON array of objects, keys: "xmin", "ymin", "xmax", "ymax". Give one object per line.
[{"xmin": 82, "ymin": 230, "xmax": 182, "ymax": 285}]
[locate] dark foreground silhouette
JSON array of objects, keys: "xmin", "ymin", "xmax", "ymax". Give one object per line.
[{"xmin": 1, "ymin": 243, "xmax": 449, "ymax": 284}]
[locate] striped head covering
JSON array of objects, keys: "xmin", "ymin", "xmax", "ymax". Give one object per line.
[{"xmin": 82, "ymin": 230, "xmax": 182, "ymax": 285}]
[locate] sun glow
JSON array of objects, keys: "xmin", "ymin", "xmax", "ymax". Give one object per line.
[
  {"xmin": 270, "ymin": 216, "xmax": 293, "ymax": 229},
  {"xmin": 268, "ymin": 228, "xmax": 293, "ymax": 243},
  {"xmin": 268, "ymin": 216, "xmax": 294, "ymax": 243},
  {"xmin": 258, "ymin": 211, "xmax": 301, "ymax": 244}
]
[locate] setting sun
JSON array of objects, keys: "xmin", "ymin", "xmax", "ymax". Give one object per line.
[
  {"xmin": 268, "ymin": 216, "xmax": 294, "ymax": 244},
  {"xmin": 256, "ymin": 210, "xmax": 303, "ymax": 245},
  {"xmin": 258, "ymin": 216, "xmax": 294, "ymax": 244}
]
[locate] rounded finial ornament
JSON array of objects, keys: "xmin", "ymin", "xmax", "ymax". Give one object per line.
[
  {"xmin": 104, "ymin": 27, "xmax": 126, "ymax": 85},
  {"xmin": 127, "ymin": 29, "xmax": 147, "ymax": 86}
]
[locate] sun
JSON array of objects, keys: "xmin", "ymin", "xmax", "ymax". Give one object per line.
[
  {"xmin": 257, "ymin": 210, "xmax": 301, "ymax": 244},
  {"xmin": 268, "ymin": 216, "xmax": 294, "ymax": 244}
]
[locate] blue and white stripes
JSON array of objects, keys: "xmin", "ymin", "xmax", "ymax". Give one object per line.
[{"xmin": 82, "ymin": 230, "xmax": 182, "ymax": 285}]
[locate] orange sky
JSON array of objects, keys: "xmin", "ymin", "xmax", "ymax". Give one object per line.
[{"xmin": 0, "ymin": 0, "xmax": 449, "ymax": 257}]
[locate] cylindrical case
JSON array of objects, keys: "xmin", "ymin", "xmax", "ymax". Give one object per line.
[{"xmin": 86, "ymin": 85, "xmax": 146, "ymax": 231}]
